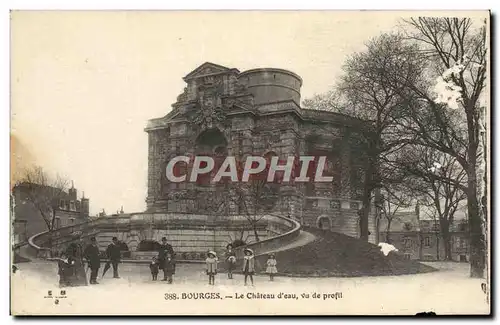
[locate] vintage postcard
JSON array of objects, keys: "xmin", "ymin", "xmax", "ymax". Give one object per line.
[{"xmin": 10, "ymin": 10, "xmax": 491, "ymax": 316}]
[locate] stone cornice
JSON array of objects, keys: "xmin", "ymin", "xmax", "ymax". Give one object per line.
[{"xmin": 145, "ymin": 100, "xmax": 371, "ymax": 134}]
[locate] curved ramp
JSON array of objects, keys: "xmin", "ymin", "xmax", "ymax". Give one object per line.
[
  {"xmin": 258, "ymin": 230, "xmax": 316, "ymax": 256},
  {"xmin": 26, "ymin": 213, "xmax": 315, "ymax": 262}
]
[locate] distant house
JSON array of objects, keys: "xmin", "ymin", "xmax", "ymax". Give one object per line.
[
  {"xmin": 11, "ymin": 182, "xmax": 90, "ymax": 241},
  {"xmin": 378, "ymin": 205, "xmax": 469, "ymax": 262}
]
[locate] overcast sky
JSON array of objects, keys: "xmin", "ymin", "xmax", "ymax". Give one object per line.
[{"xmin": 10, "ymin": 11, "xmax": 487, "ymax": 214}]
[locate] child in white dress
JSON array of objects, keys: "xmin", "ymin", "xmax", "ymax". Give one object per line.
[{"xmin": 266, "ymin": 253, "xmax": 278, "ymax": 281}]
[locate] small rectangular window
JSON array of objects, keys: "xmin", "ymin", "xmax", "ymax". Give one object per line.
[{"xmin": 424, "ymin": 237, "xmax": 431, "ymax": 247}]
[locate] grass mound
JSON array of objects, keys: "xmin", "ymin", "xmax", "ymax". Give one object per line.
[{"xmin": 235, "ymin": 227, "xmax": 437, "ymax": 277}]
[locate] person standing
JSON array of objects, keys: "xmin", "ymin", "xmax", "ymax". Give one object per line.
[
  {"xmin": 84, "ymin": 237, "xmax": 101, "ymax": 284},
  {"xmin": 242, "ymin": 248, "xmax": 256, "ymax": 286},
  {"xmin": 163, "ymin": 253, "xmax": 175, "ymax": 284},
  {"xmin": 106, "ymin": 237, "xmax": 121, "ymax": 279},
  {"xmin": 65, "ymin": 232, "xmax": 88, "ymax": 286},
  {"xmin": 149, "ymin": 257, "xmax": 160, "ymax": 281},
  {"xmin": 158, "ymin": 237, "xmax": 175, "ymax": 281},
  {"xmin": 56, "ymin": 252, "xmax": 74, "ymax": 287},
  {"xmin": 225, "ymin": 244, "xmax": 236, "ymax": 279},
  {"xmin": 265, "ymin": 253, "xmax": 278, "ymax": 281},
  {"xmin": 206, "ymin": 251, "xmax": 218, "ymax": 285}
]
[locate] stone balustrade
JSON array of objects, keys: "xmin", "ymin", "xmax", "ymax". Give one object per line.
[
  {"xmin": 28, "ymin": 213, "xmax": 302, "ymax": 261},
  {"xmin": 234, "ymin": 214, "xmax": 301, "ymax": 258}
]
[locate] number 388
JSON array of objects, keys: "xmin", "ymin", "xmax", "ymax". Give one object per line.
[{"xmin": 164, "ymin": 293, "xmax": 178, "ymax": 300}]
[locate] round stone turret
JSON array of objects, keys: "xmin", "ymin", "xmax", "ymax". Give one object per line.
[{"xmin": 238, "ymin": 68, "xmax": 302, "ymax": 105}]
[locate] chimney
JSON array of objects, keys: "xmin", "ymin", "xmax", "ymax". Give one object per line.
[{"xmin": 69, "ymin": 180, "xmax": 77, "ymax": 201}]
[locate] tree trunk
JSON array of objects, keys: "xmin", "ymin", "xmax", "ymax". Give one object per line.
[
  {"xmin": 360, "ymin": 162, "xmax": 375, "ymax": 242},
  {"xmin": 385, "ymin": 219, "xmax": 392, "ymax": 243},
  {"xmin": 465, "ymin": 104, "xmax": 485, "ymax": 278},
  {"xmin": 253, "ymin": 223, "xmax": 260, "ymax": 242},
  {"xmin": 418, "ymin": 231, "xmax": 423, "ymax": 260},
  {"xmin": 468, "ymin": 185, "xmax": 485, "ymax": 278},
  {"xmin": 443, "ymin": 235, "xmax": 453, "ymax": 261},
  {"xmin": 436, "ymin": 233, "xmax": 440, "ymax": 261}
]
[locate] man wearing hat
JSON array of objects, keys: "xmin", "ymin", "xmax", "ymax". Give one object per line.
[
  {"xmin": 158, "ymin": 237, "xmax": 175, "ymax": 281},
  {"xmin": 106, "ymin": 237, "xmax": 121, "ymax": 278},
  {"xmin": 65, "ymin": 231, "xmax": 88, "ymax": 286},
  {"xmin": 84, "ymin": 237, "xmax": 101, "ymax": 284}
]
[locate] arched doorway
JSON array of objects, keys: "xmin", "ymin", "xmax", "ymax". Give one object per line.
[
  {"xmin": 194, "ymin": 128, "xmax": 228, "ymax": 186},
  {"xmin": 195, "ymin": 128, "xmax": 228, "ymax": 155},
  {"xmin": 137, "ymin": 240, "xmax": 161, "ymax": 252},
  {"xmin": 317, "ymin": 216, "xmax": 331, "ymax": 230}
]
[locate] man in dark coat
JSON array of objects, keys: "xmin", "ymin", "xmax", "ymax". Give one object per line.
[
  {"xmin": 158, "ymin": 237, "xmax": 175, "ymax": 281},
  {"xmin": 84, "ymin": 237, "xmax": 101, "ymax": 284},
  {"xmin": 106, "ymin": 237, "xmax": 121, "ymax": 278}
]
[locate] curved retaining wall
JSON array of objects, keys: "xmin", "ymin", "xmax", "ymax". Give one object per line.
[
  {"xmin": 234, "ymin": 214, "xmax": 301, "ymax": 259},
  {"xmin": 28, "ymin": 213, "xmax": 301, "ymax": 261}
]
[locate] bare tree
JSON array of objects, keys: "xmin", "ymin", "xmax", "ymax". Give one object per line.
[
  {"xmin": 197, "ymin": 188, "xmax": 228, "ymax": 250},
  {"xmin": 397, "ymin": 17, "xmax": 487, "ymax": 277},
  {"xmin": 15, "ymin": 166, "xmax": 70, "ymax": 244},
  {"xmin": 304, "ymin": 33, "xmax": 422, "ymax": 241},
  {"xmin": 376, "ymin": 185, "xmax": 413, "ymax": 243},
  {"xmin": 228, "ymin": 179, "xmax": 279, "ymax": 242},
  {"xmin": 402, "ymin": 145, "xmax": 467, "ymax": 261}
]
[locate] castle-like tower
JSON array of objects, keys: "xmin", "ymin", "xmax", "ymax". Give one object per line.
[{"xmin": 145, "ymin": 62, "xmax": 375, "ymax": 240}]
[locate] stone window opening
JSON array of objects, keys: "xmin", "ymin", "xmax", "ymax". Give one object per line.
[
  {"xmin": 317, "ymin": 216, "xmax": 331, "ymax": 230},
  {"xmin": 54, "ymin": 217, "xmax": 61, "ymax": 229},
  {"xmin": 403, "ymin": 238, "xmax": 412, "ymax": 248}
]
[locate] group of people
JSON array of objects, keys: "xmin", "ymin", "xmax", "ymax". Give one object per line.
[
  {"xmin": 199, "ymin": 244, "xmax": 278, "ymax": 286},
  {"xmin": 55, "ymin": 233, "xmax": 122, "ymax": 287},
  {"xmin": 149, "ymin": 237, "xmax": 176, "ymax": 283},
  {"xmin": 55, "ymin": 233, "xmax": 278, "ymax": 287}
]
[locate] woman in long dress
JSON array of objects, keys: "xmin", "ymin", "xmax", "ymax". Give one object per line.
[{"xmin": 65, "ymin": 232, "xmax": 88, "ymax": 286}]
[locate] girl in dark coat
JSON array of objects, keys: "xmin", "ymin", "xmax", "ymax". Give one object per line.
[
  {"xmin": 242, "ymin": 248, "xmax": 256, "ymax": 286},
  {"xmin": 225, "ymin": 244, "xmax": 236, "ymax": 279},
  {"xmin": 149, "ymin": 257, "xmax": 160, "ymax": 281},
  {"xmin": 162, "ymin": 253, "xmax": 175, "ymax": 284}
]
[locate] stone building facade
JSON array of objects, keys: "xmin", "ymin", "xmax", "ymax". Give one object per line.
[
  {"xmin": 12, "ymin": 182, "xmax": 90, "ymax": 239},
  {"xmin": 145, "ymin": 62, "xmax": 376, "ymax": 240},
  {"xmin": 378, "ymin": 210, "xmax": 469, "ymax": 262}
]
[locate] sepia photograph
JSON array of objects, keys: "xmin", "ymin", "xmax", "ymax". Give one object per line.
[{"xmin": 9, "ymin": 10, "xmax": 491, "ymax": 316}]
